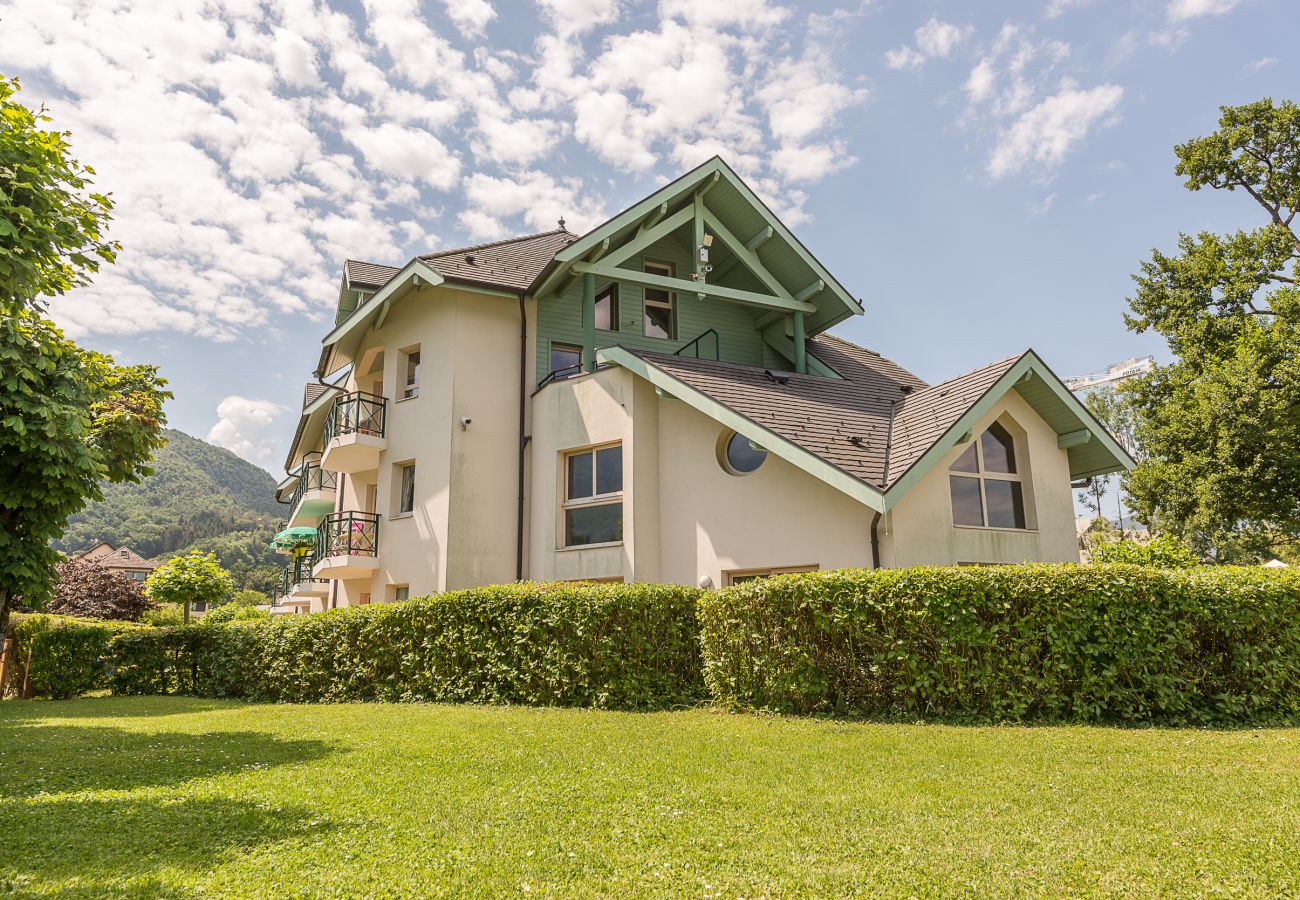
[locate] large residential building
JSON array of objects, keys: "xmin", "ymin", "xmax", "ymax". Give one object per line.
[{"xmin": 273, "ymin": 158, "xmax": 1131, "ymax": 611}]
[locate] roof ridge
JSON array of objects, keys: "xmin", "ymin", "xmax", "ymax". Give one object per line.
[
  {"xmin": 420, "ymin": 228, "xmax": 574, "ymax": 260},
  {"xmin": 896, "ymin": 352, "xmax": 1025, "ymax": 406}
]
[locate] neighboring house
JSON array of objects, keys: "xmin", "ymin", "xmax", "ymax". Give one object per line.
[
  {"xmin": 76, "ymin": 543, "xmax": 159, "ymax": 582},
  {"xmin": 274, "ymin": 157, "xmax": 1132, "ymax": 611}
]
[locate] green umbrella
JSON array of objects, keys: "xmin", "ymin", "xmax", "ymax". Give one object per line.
[{"xmin": 270, "ymin": 526, "xmax": 318, "ymax": 550}]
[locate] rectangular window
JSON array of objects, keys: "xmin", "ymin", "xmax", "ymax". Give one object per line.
[
  {"xmin": 595, "ymin": 284, "xmax": 618, "ymax": 331},
  {"xmin": 397, "ymin": 463, "xmax": 415, "ymax": 515},
  {"xmin": 549, "ymin": 342, "xmax": 582, "ymax": 380},
  {"xmin": 392, "ymin": 584, "xmax": 410, "ymax": 602},
  {"xmin": 724, "ymin": 565, "xmax": 818, "ymax": 586},
  {"xmin": 561, "ymin": 444, "xmax": 623, "ymax": 547},
  {"xmin": 402, "ymin": 347, "xmax": 420, "ymax": 399},
  {"xmin": 643, "ymin": 260, "xmax": 675, "ymax": 340}
]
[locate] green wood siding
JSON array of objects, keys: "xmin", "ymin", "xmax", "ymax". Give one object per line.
[{"xmin": 535, "ymin": 235, "xmax": 768, "ymax": 385}]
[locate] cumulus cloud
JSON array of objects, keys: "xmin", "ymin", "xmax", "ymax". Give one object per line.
[
  {"xmin": 886, "ymin": 17, "xmax": 972, "ymax": 70},
  {"xmin": 3, "ymin": 0, "xmax": 870, "ymax": 343},
  {"xmin": 988, "ymin": 82, "xmax": 1123, "ymax": 178},
  {"xmin": 207, "ymin": 396, "xmax": 290, "ymax": 471}
]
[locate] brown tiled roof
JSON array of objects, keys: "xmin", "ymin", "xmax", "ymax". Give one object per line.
[
  {"xmin": 629, "ymin": 335, "xmax": 1023, "ymax": 490},
  {"xmin": 87, "ymin": 546, "xmax": 158, "ymax": 570},
  {"xmin": 303, "ymin": 382, "xmax": 332, "ymax": 407},
  {"xmin": 343, "ymin": 229, "xmax": 578, "ymax": 295},
  {"xmin": 886, "ymin": 354, "xmax": 1022, "ymax": 484},
  {"xmin": 344, "ymin": 259, "xmax": 400, "ymax": 289},
  {"xmin": 418, "ymin": 229, "xmax": 577, "ymax": 291}
]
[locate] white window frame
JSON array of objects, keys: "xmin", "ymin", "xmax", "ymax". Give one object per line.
[
  {"xmin": 948, "ymin": 421, "xmax": 1033, "ymax": 531},
  {"xmin": 559, "ymin": 442, "xmax": 623, "ymax": 549},
  {"xmin": 642, "ymin": 259, "xmax": 676, "ymax": 340},
  {"xmin": 393, "ymin": 462, "xmax": 416, "ymax": 517},
  {"xmin": 400, "ymin": 345, "xmax": 420, "ymax": 400}
]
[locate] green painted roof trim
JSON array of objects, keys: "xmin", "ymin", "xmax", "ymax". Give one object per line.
[
  {"xmin": 543, "ymin": 157, "xmax": 863, "ymax": 331},
  {"xmin": 599, "ymin": 346, "xmax": 886, "ymax": 512},
  {"xmin": 322, "ymin": 259, "xmax": 446, "ymax": 349}
]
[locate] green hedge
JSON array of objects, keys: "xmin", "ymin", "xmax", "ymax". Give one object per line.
[
  {"xmin": 698, "ymin": 565, "xmax": 1300, "ymax": 723},
  {"xmin": 106, "ymin": 582, "xmax": 704, "ymax": 709},
  {"xmin": 6, "ymin": 614, "xmax": 147, "ymax": 699}
]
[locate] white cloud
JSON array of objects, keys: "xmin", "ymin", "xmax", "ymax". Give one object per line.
[
  {"xmin": 1026, "ymin": 192, "xmax": 1056, "ymax": 215},
  {"xmin": 1044, "ymin": 0, "xmax": 1089, "ymax": 18},
  {"xmin": 207, "ymin": 396, "xmax": 289, "ymax": 471},
  {"xmin": 443, "ymin": 0, "xmax": 496, "ymax": 37},
  {"xmin": 963, "ymin": 59, "xmax": 996, "ymax": 103},
  {"xmin": 988, "ymin": 82, "xmax": 1123, "ymax": 178},
  {"xmin": 1246, "ymin": 56, "xmax": 1277, "ymax": 71},
  {"xmin": 886, "ymin": 17, "xmax": 972, "ymax": 70},
  {"xmin": 1167, "ymin": 0, "xmax": 1242, "ymax": 20}
]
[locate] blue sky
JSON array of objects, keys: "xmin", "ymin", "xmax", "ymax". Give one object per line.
[{"xmin": 3, "ymin": 0, "xmax": 1297, "ymax": 475}]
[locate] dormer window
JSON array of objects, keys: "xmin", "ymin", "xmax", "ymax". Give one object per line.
[{"xmin": 949, "ymin": 421, "xmax": 1028, "ymax": 529}]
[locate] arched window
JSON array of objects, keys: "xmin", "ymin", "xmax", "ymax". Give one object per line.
[{"xmin": 949, "ymin": 421, "xmax": 1027, "ymax": 529}]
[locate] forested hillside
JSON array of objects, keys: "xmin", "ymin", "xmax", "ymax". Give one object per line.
[{"xmin": 53, "ymin": 430, "xmax": 286, "ymax": 593}]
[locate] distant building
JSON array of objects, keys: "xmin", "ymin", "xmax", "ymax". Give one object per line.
[{"xmin": 75, "ymin": 543, "xmax": 159, "ymax": 582}]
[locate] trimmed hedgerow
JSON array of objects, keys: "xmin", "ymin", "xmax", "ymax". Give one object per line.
[
  {"xmin": 698, "ymin": 565, "xmax": 1300, "ymax": 724},
  {"xmin": 107, "ymin": 582, "xmax": 705, "ymax": 710},
  {"xmin": 7, "ymin": 614, "xmax": 147, "ymax": 699}
]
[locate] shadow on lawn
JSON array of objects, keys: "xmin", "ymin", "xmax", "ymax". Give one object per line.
[
  {"xmin": 0, "ymin": 713, "xmax": 335, "ymax": 799},
  {"xmin": 0, "ymin": 709, "xmax": 340, "ymax": 895},
  {"xmin": 0, "ymin": 794, "xmax": 332, "ymax": 895}
]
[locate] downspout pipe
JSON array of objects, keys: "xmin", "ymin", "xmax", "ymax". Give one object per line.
[
  {"xmin": 869, "ymin": 511, "xmax": 882, "ymax": 569},
  {"xmin": 872, "ymin": 391, "xmax": 905, "ymax": 570},
  {"xmin": 516, "ymin": 292, "xmax": 528, "ymax": 582}
]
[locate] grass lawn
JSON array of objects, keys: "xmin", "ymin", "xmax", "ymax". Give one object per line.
[{"xmin": 1, "ymin": 698, "xmax": 1297, "ymax": 898}]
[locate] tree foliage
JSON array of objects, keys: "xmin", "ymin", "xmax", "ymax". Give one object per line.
[
  {"xmin": 145, "ymin": 552, "xmax": 233, "ymax": 623},
  {"xmin": 0, "ymin": 76, "xmax": 169, "ymax": 634},
  {"xmin": 0, "ymin": 76, "xmax": 118, "ymax": 313},
  {"xmin": 230, "ymin": 589, "xmax": 270, "ymax": 608},
  {"xmin": 1123, "ymin": 98, "xmax": 1300, "ymax": 561},
  {"xmin": 1092, "ymin": 534, "xmax": 1200, "ymax": 568},
  {"xmin": 46, "ymin": 557, "xmax": 155, "ymax": 620}
]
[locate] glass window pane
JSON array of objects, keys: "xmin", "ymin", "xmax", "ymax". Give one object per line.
[
  {"xmin": 565, "ymin": 503, "xmax": 622, "ymax": 546},
  {"xmin": 984, "ymin": 479, "xmax": 1026, "ymax": 529},
  {"xmin": 595, "ymin": 286, "xmax": 617, "ymax": 331},
  {"xmin": 950, "ymin": 475, "xmax": 984, "ymax": 527},
  {"xmin": 550, "ymin": 344, "xmax": 581, "ymax": 378},
  {"xmin": 644, "ymin": 302, "xmax": 674, "ymax": 339},
  {"xmin": 595, "ymin": 446, "xmax": 622, "ymax": 495},
  {"xmin": 567, "ymin": 452, "xmax": 593, "ymax": 500},
  {"xmin": 950, "ymin": 443, "xmax": 978, "ymax": 473},
  {"xmin": 981, "ymin": 422, "xmax": 1017, "ymax": 473},
  {"xmin": 400, "ymin": 464, "xmax": 415, "ymax": 513},
  {"xmin": 725, "ymin": 432, "xmax": 767, "ymax": 474}
]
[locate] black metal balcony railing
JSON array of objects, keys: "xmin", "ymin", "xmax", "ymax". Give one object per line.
[
  {"xmin": 286, "ymin": 457, "xmax": 338, "ymax": 513},
  {"xmin": 674, "ymin": 328, "xmax": 720, "ymax": 361},
  {"xmin": 324, "ymin": 391, "xmax": 387, "ymax": 445},
  {"xmin": 316, "ymin": 511, "xmax": 381, "ymax": 561}
]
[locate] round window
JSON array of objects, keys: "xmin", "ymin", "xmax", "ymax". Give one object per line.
[{"xmin": 720, "ymin": 430, "xmax": 767, "ymax": 475}]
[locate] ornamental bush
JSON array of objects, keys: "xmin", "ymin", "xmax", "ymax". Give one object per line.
[
  {"xmin": 6, "ymin": 613, "xmax": 146, "ymax": 698},
  {"xmin": 698, "ymin": 565, "xmax": 1300, "ymax": 724}
]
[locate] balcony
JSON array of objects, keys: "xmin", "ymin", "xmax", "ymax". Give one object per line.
[
  {"xmin": 321, "ymin": 391, "xmax": 387, "ymax": 474},
  {"xmin": 312, "ymin": 511, "xmax": 381, "ymax": 580},
  {"xmin": 286, "ymin": 455, "xmax": 338, "ymax": 527}
]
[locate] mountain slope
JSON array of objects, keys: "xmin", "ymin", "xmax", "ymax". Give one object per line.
[{"xmin": 53, "ymin": 430, "xmax": 286, "ymax": 592}]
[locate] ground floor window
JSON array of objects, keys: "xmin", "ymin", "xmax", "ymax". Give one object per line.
[
  {"xmin": 392, "ymin": 584, "xmax": 409, "ymax": 602},
  {"xmin": 723, "ymin": 565, "xmax": 818, "ymax": 586}
]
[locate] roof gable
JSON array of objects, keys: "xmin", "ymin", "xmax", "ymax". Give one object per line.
[
  {"xmin": 533, "ymin": 157, "xmax": 863, "ymax": 334},
  {"xmin": 599, "ymin": 338, "xmax": 1132, "ymax": 513}
]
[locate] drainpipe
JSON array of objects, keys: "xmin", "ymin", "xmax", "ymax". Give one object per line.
[
  {"xmin": 792, "ymin": 311, "xmax": 807, "ymax": 375},
  {"xmin": 516, "ymin": 292, "xmax": 529, "ymax": 582},
  {"xmin": 581, "ymin": 273, "xmax": 596, "ymax": 373},
  {"xmin": 869, "ymin": 511, "xmax": 882, "ymax": 569}
]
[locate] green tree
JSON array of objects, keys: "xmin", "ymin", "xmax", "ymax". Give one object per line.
[
  {"xmin": 1123, "ymin": 97, "xmax": 1300, "ymax": 562},
  {"xmin": 230, "ymin": 588, "xmax": 270, "ymax": 607},
  {"xmin": 145, "ymin": 552, "xmax": 233, "ymax": 624},
  {"xmin": 0, "ymin": 76, "xmax": 170, "ymax": 635},
  {"xmin": 47, "ymin": 556, "xmax": 154, "ymax": 620},
  {"xmin": 1092, "ymin": 534, "xmax": 1200, "ymax": 568}
]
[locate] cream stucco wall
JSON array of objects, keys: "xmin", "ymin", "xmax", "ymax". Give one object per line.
[{"xmin": 880, "ymin": 389, "xmax": 1080, "ymax": 566}]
